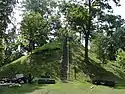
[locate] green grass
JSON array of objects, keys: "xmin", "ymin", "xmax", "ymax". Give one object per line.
[
  {"xmin": 0, "ymin": 84, "xmax": 44, "ymax": 94},
  {"xmin": 0, "ymin": 41, "xmax": 62, "ymax": 78},
  {"xmin": 1, "ymin": 81, "xmax": 125, "ymax": 94},
  {"xmin": 33, "ymin": 41, "xmax": 61, "ymax": 54}
]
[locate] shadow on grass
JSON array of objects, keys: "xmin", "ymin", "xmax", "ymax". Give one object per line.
[
  {"xmin": 115, "ymin": 85, "xmax": 125, "ymax": 89},
  {"xmin": 79, "ymin": 58, "xmax": 123, "ymax": 82},
  {"xmin": 109, "ymin": 65, "xmax": 125, "ymax": 80},
  {"xmin": 0, "ymin": 83, "xmax": 45, "ymax": 94},
  {"xmin": 114, "ymin": 80, "xmax": 125, "ymax": 89}
]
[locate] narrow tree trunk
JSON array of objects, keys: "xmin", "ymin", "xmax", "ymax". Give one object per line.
[
  {"xmin": 84, "ymin": 0, "xmax": 91, "ymax": 64},
  {"xmin": 68, "ymin": 40, "xmax": 72, "ymax": 80},
  {"xmin": 74, "ymin": 62, "xmax": 77, "ymax": 80},
  {"xmin": 84, "ymin": 33, "xmax": 89, "ymax": 63},
  {"xmin": 61, "ymin": 37, "xmax": 69, "ymax": 81},
  {"xmin": 31, "ymin": 41, "xmax": 35, "ymax": 50},
  {"xmin": 79, "ymin": 31, "xmax": 82, "ymax": 43},
  {"xmin": 0, "ymin": 26, "xmax": 4, "ymax": 66},
  {"xmin": 0, "ymin": 38, "xmax": 4, "ymax": 67},
  {"xmin": 29, "ymin": 40, "xmax": 35, "ymax": 52}
]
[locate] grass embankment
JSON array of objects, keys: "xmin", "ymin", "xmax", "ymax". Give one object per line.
[
  {"xmin": 0, "ymin": 41, "xmax": 125, "ymax": 94},
  {"xmin": 0, "ymin": 41, "xmax": 62, "ymax": 78},
  {"xmin": 0, "ymin": 41, "xmax": 125, "ymax": 82}
]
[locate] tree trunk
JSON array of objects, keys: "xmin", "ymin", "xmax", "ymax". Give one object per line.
[
  {"xmin": 84, "ymin": 0, "xmax": 91, "ymax": 64},
  {"xmin": 29, "ymin": 40, "xmax": 35, "ymax": 52},
  {"xmin": 84, "ymin": 33, "xmax": 89, "ymax": 64},
  {"xmin": 74, "ymin": 62, "xmax": 77, "ymax": 80},
  {"xmin": 79, "ymin": 31, "xmax": 82, "ymax": 43},
  {"xmin": 68, "ymin": 40, "xmax": 72, "ymax": 80},
  {"xmin": 0, "ymin": 38, "xmax": 4, "ymax": 67},
  {"xmin": 31, "ymin": 41, "xmax": 35, "ymax": 50},
  {"xmin": 61, "ymin": 37, "xmax": 69, "ymax": 81}
]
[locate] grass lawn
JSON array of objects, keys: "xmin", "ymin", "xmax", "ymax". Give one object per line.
[{"xmin": 0, "ymin": 81, "xmax": 125, "ymax": 94}]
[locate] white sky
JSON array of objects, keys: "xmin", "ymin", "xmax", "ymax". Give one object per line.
[
  {"xmin": 110, "ymin": 0, "xmax": 125, "ymax": 18},
  {"xmin": 13, "ymin": 0, "xmax": 24, "ymax": 28}
]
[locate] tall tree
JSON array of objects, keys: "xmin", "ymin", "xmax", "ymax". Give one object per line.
[
  {"xmin": 60, "ymin": 0, "xmax": 120, "ymax": 64},
  {"xmin": 20, "ymin": 12, "xmax": 49, "ymax": 52},
  {"xmin": 4, "ymin": 28, "xmax": 23, "ymax": 64},
  {"xmin": 61, "ymin": 34, "xmax": 69, "ymax": 80},
  {"xmin": 0, "ymin": 0, "xmax": 16, "ymax": 66},
  {"xmin": 92, "ymin": 23, "xmax": 125, "ymax": 63},
  {"xmin": 23, "ymin": 0, "xmax": 57, "ymax": 17}
]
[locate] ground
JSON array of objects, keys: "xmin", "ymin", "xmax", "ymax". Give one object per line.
[{"xmin": 0, "ymin": 81, "xmax": 125, "ymax": 94}]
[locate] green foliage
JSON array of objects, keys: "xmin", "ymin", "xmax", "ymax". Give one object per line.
[
  {"xmin": 20, "ymin": 12, "xmax": 49, "ymax": 51},
  {"xmin": 67, "ymin": 5, "xmax": 88, "ymax": 27},
  {"xmin": 59, "ymin": 0, "xmax": 121, "ymax": 65},
  {"xmin": 0, "ymin": 0, "xmax": 16, "ymax": 30},
  {"xmin": 116, "ymin": 49, "xmax": 125, "ymax": 69},
  {"xmin": 0, "ymin": 0, "xmax": 17, "ymax": 66},
  {"xmin": 91, "ymin": 24, "xmax": 125, "ymax": 62},
  {"xmin": 91, "ymin": 33, "xmax": 110, "ymax": 63},
  {"xmin": 0, "ymin": 0, "xmax": 124, "ymax": 84},
  {"xmin": 4, "ymin": 31, "xmax": 23, "ymax": 64},
  {"xmin": 23, "ymin": 0, "xmax": 56, "ymax": 13}
]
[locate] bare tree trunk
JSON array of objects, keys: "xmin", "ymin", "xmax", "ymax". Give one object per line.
[
  {"xmin": 74, "ymin": 62, "xmax": 77, "ymax": 80},
  {"xmin": 84, "ymin": 0, "xmax": 91, "ymax": 64},
  {"xmin": 0, "ymin": 38, "xmax": 4, "ymax": 67},
  {"xmin": 68, "ymin": 40, "xmax": 72, "ymax": 80},
  {"xmin": 61, "ymin": 37, "xmax": 69, "ymax": 81},
  {"xmin": 0, "ymin": 26, "xmax": 4, "ymax": 66},
  {"xmin": 84, "ymin": 33, "xmax": 89, "ymax": 64}
]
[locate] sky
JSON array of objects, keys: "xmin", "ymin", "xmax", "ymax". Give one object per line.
[
  {"xmin": 110, "ymin": 0, "xmax": 125, "ymax": 19},
  {"xmin": 13, "ymin": 0, "xmax": 24, "ymax": 28}
]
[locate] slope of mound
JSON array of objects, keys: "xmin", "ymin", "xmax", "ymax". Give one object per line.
[
  {"xmin": 0, "ymin": 41, "xmax": 62, "ymax": 78},
  {"xmin": 0, "ymin": 41, "xmax": 125, "ymax": 83}
]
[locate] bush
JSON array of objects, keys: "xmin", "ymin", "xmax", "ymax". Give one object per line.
[{"xmin": 116, "ymin": 49, "xmax": 125, "ymax": 69}]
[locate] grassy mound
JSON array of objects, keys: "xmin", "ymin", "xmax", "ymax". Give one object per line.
[
  {"xmin": 0, "ymin": 41, "xmax": 62, "ymax": 78},
  {"xmin": 0, "ymin": 41, "xmax": 125, "ymax": 83}
]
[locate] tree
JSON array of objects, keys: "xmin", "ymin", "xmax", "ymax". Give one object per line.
[
  {"xmin": 4, "ymin": 28, "xmax": 23, "ymax": 64},
  {"xmin": 21, "ymin": 0, "xmax": 59, "ymax": 52},
  {"xmin": 23, "ymin": 0, "xmax": 57, "ymax": 18},
  {"xmin": 60, "ymin": 0, "xmax": 120, "ymax": 64},
  {"xmin": 61, "ymin": 33, "xmax": 69, "ymax": 80},
  {"xmin": 116, "ymin": 49, "xmax": 125, "ymax": 69},
  {"xmin": 20, "ymin": 12, "xmax": 49, "ymax": 52},
  {"xmin": 20, "ymin": 0, "xmax": 121, "ymax": 80},
  {"xmin": 93, "ymin": 25, "xmax": 125, "ymax": 63},
  {"xmin": 0, "ymin": 0, "xmax": 17, "ymax": 66}
]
